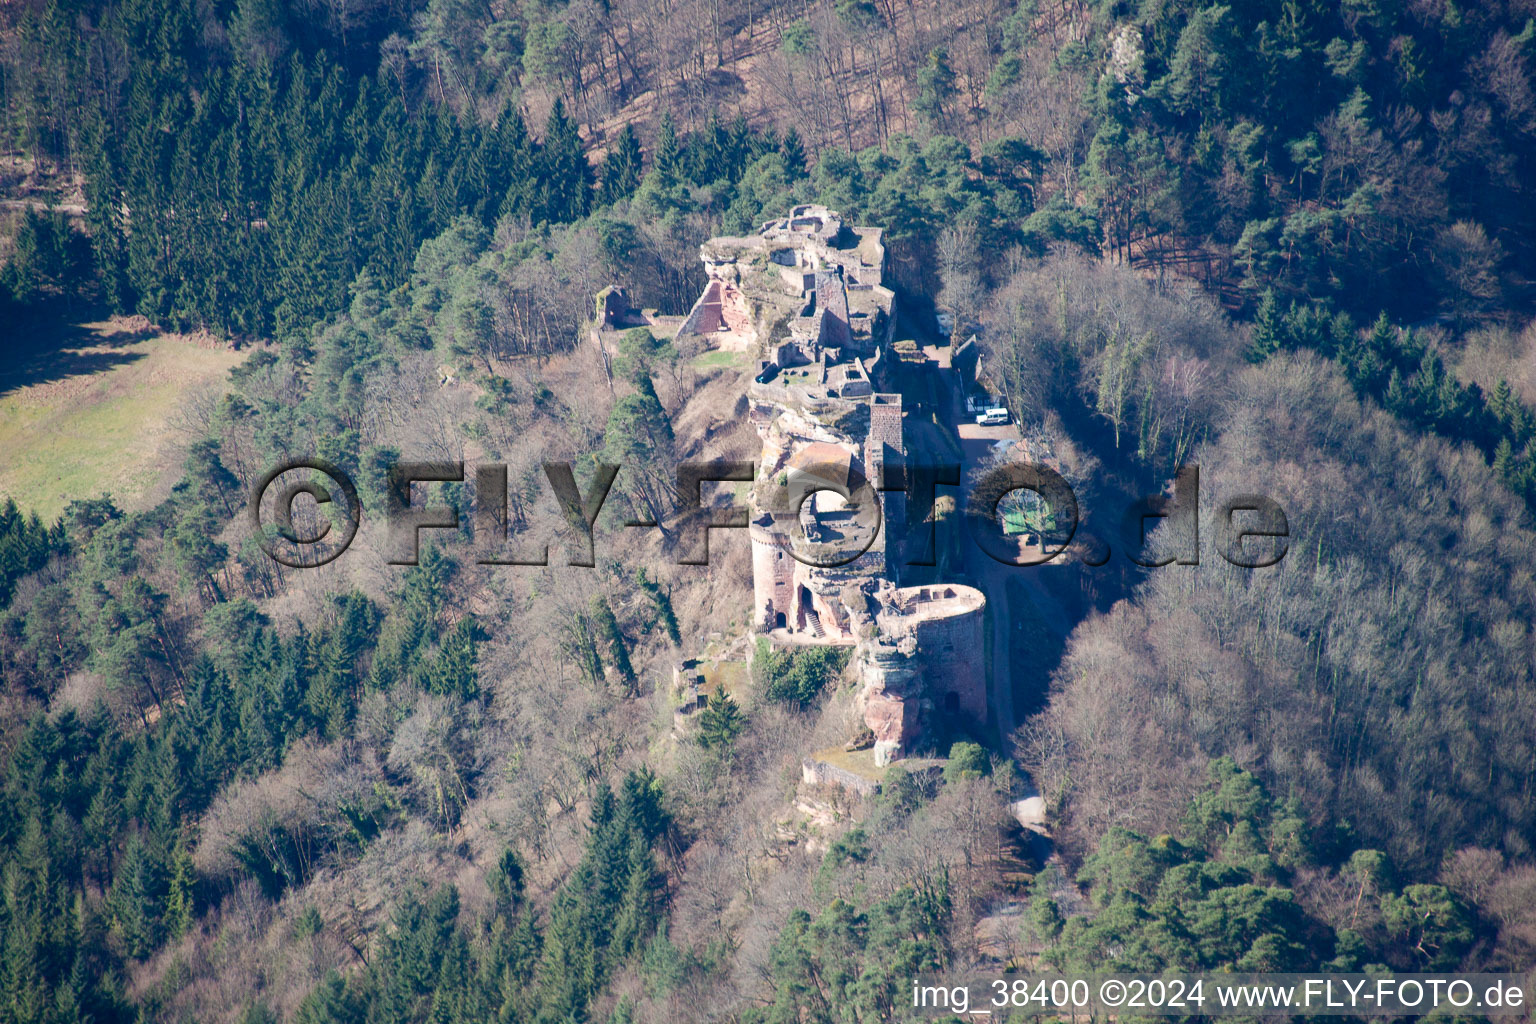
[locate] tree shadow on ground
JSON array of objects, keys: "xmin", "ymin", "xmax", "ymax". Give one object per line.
[{"xmin": 0, "ymin": 305, "xmax": 157, "ymax": 398}]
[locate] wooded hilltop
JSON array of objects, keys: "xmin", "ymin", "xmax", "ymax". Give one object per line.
[{"xmin": 2, "ymin": 0, "xmax": 1536, "ymax": 1021}]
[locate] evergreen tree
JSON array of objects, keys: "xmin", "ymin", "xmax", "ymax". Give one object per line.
[
  {"xmin": 494, "ymin": 110, "xmax": 538, "ymax": 222},
  {"xmin": 696, "ymin": 692, "xmax": 744, "ymax": 749},
  {"xmin": 601, "ymin": 373, "xmax": 676, "ymax": 525},
  {"xmin": 780, "ymin": 126, "xmax": 808, "ymax": 178},
  {"xmin": 1493, "ymin": 437, "xmax": 1515, "ymax": 479},
  {"xmin": 635, "ymin": 568, "xmax": 681, "ymax": 645},
  {"xmin": 425, "ymin": 616, "xmax": 484, "ymax": 700},
  {"xmin": 913, "ymin": 48, "xmax": 959, "ymax": 132},
  {"xmin": 294, "ymin": 971, "xmax": 361, "ymax": 1024},
  {"xmin": 652, "ymin": 112, "xmax": 681, "ymax": 184},
  {"xmin": 943, "ymin": 741, "xmax": 990, "ymax": 782},
  {"xmin": 1246, "ymin": 289, "xmax": 1286, "ymax": 363},
  {"xmin": 536, "ymin": 99, "xmax": 593, "ymax": 223},
  {"xmin": 591, "ymin": 597, "xmax": 636, "ymax": 694},
  {"xmin": 599, "ymin": 123, "xmax": 644, "ymax": 205},
  {"xmin": 108, "ymin": 835, "xmax": 165, "ymax": 958},
  {"xmin": 1367, "ymin": 312, "xmax": 1397, "ymax": 361},
  {"xmin": 726, "ymin": 112, "xmax": 752, "ymax": 181},
  {"xmin": 488, "ymin": 848, "xmax": 526, "ymax": 914},
  {"xmin": 1160, "ymin": 5, "xmax": 1233, "ymax": 120},
  {"xmin": 164, "ymin": 842, "xmax": 196, "ymax": 940},
  {"xmin": 687, "ymin": 111, "xmax": 728, "ymax": 183}
]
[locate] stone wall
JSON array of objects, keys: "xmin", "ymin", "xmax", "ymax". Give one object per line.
[
  {"xmin": 913, "ymin": 601, "xmax": 987, "ymax": 724},
  {"xmin": 868, "ymin": 393, "xmax": 902, "ymax": 451},
  {"xmin": 751, "ymin": 522, "xmax": 796, "ymax": 630},
  {"xmin": 814, "ymin": 270, "xmax": 852, "ymax": 349},
  {"xmin": 853, "ymin": 583, "xmax": 989, "ymax": 763},
  {"xmin": 801, "ymin": 757, "xmax": 880, "ymax": 796}
]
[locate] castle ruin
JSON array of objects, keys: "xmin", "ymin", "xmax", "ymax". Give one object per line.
[{"xmin": 677, "ymin": 206, "xmax": 988, "ymax": 766}]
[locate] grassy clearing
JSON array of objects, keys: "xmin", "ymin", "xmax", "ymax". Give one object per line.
[
  {"xmin": 691, "ymin": 348, "xmax": 747, "ymax": 370},
  {"xmin": 0, "ymin": 317, "xmax": 246, "ymax": 520},
  {"xmin": 700, "ymin": 659, "xmax": 748, "ymax": 698}
]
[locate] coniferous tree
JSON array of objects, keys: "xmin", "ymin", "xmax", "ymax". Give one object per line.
[
  {"xmin": 426, "ymin": 617, "xmax": 484, "ymax": 700},
  {"xmin": 696, "ymin": 692, "xmax": 744, "ymax": 749},
  {"xmin": 913, "ymin": 48, "xmax": 959, "ymax": 132},
  {"xmin": 599, "ymin": 123, "xmax": 644, "ymax": 205},
  {"xmin": 726, "ymin": 112, "xmax": 752, "ymax": 181},
  {"xmin": 652, "ymin": 112, "xmax": 680, "ymax": 184},
  {"xmin": 1246, "ymin": 289, "xmax": 1286, "ymax": 363},
  {"xmin": 780, "ymin": 126, "xmax": 808, "ymax": 178},
  {"xmin": 294, "ymin": 971, "xmax": 360, "ymax": 1024},
  {"xmin": 108, "ymin": 835, "xmax": 165, "ymax": 958},
  {"xmin": 496, "ymin": 111, "xmax": 538, "ymax": 222},
  {"xmin": 591, "ymin": 597, "xmax": 636, "ymax": 694},
  {"xmin": 164, "ymin": 842, "xmax": 196, "ymax": 940},
  {"xmin": 1489, "ymin": 380, "xmax": 1515, "ymax": 427},
  {"xmin": 536, "ymin": 99, "xmax": 593, "ymax": 223},
  {"xmin": 635, "ymin": 569, "xmax": 680, "ymax": 645}
]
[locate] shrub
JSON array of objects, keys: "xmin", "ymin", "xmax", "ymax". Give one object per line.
[
  {"xmin": 944, "ymin": 741, "xmax": 990, "ymax": 782},
  {"xmin": 753, "ymin": 639, "xmax": 848, "ymax": 708}
]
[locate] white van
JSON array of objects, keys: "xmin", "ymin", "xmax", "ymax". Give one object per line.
[{"xmin": 976, "ymin": 407, "xmax": 1010, "ymax": 426}]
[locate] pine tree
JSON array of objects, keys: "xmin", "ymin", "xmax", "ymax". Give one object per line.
[
  {"xmin": 108, "ymin": 835, "xmax": 166, "ymax": 958},
  {"xmin": 488, "ymin": 912, "xmax": 541, "ymax": 1024},
  {"xmin": 601, "ymin": 373, "xmax": 676, "ymax": 524},
  {"xmin": 599, "ymin": 123, "xmax": 644, "ymax": 205},
  {"xmin": 687, "ymin": 111, "xmax": 727, "ymax": 183},
  {"xmin": 913, "ymin": 48, "xmax": 959, "ymax": 132},
  {"xmin": 696, "ymin": 692, "xmax": 744, "ymax": 749},
  {"xmin": 1162, "ymin": 5, "xmax": 1231, "ymax": 119},
  {"xmin": 726, "ymin": 112, "xmax": 752, "ymax": 181},
  {"xmin": 1493, "ymin": 438, "xmax": 1515, "ymax": 478},
  {"xmin": 606, "ymin": 839, "xmax": 663, "ymax": 967},
  {"xmin": 635, "ymin": 569, "xmax": 681, "ymax": 645},
  {"xmin": 652, "ymin": 111, "xmax": 680, "ymax": 184},
  {"xmin": 536, "ymin": 99, "xmax": 593, "ymax": 223},
  {"xmin": 1367, "ymin": 312, "xmax": 1396, "ymax": 359},
  {"xmin": 1246, "ymin": 289, "xmax": 1285, "ymax": 363},
  {"xmin": 300, "ymin": 635, "xmax": 349, "ymax": 741},
  {"xmin": 168, "ymin": 509, "xmax": 230, "ymax": 604},
  {"xmin": 165, "ymin": 842, "xmax": 196, "ymax": 939},
  {"xmin": 426, "ymin": 617, "xmax": 484, "ymax": 700},
  {"xmin": 488, "ymin": 848, "xmax": 526, "ymax": 914},
  {"xmin": 82, "ymin": 108, "xmax": 131, "ymax": 311},
  {"xmin": 1510, "ymin": 403, "xmax": 1534, "ymax": 446},
  {"xmin": 591, "ymin": 597, "xmax": 636, "ymax": 694},
  {"xmin": 1384, "ymin": 368, "xmax": 1409, "ymax": 415},
  {"xmin": 294, "ymin": 970, "xmax": 360, "ymax": 1024},
  {"xmin": 780, "ymin": 126, "xmax": 808, "ymax": 178},
  {"xmin": 1489, "ymin": 379, "xmax": 1514, "ymax": 426}
]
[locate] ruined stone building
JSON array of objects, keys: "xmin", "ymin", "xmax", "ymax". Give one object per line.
[
  {"xmin": 676, "ymin": 205, "xmax": 896, "ymax": 360},
  {"xmin": 677, "ymin": 206, "xmax": 988, "ymax": 767}
]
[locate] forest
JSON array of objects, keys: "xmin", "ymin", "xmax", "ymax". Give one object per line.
[{"xmin": 2, "ymin": 0, "xmax": 1536, "ymax": 1020}]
